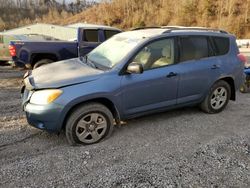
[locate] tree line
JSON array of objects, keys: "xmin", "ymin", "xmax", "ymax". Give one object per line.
[
  {"xmin": 1, "ymin": 0, "xmax": 250, "ymax": 38},
  {"xmin": 57, "ymin": 0, "xmax": 250, "ymax": 38},
  {"xmin": 0, "ymin": 0, "xmax": 96, "ymax": 31}
]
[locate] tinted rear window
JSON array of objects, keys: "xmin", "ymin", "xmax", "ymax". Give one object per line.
[
  {"xmin": 84, "ymin": 30, "xmax": 99, "ymax": 42},
  {"xmin": 212, "ymin": 37, "xmax": 230, "ymax": 55},
  {"xmin": 180, "ymin": 36, "xmax": 208, "ymax": 62},
  {"xmin": 104, "ymin": 30, "xmax": 120, "ymax": 40}
]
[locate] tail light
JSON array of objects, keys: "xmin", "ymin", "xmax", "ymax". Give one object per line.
[
  {"xmin": 238, "ymin": 53, "xmax": 250, "ymax": 68},
  {"xmin": 9, "ymin": 45, "xmax": 16, "ymax": 56},
  {"xmin": 237, "ymin": 53, "xmax": 247, "ymax": 64}
]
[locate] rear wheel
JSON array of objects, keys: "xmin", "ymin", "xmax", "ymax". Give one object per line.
[
  {"xmin": 200, "ymin": 80, "xmax": 231, "ymax": 114},
  {"xmin": 33, "ymin": 59, "xmax": 53, "ymax": 69},
  {"xmin": 65, "ymin": 103, "xmax": 114, "ymax": 145}
]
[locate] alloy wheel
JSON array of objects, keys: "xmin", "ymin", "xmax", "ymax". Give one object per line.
[
  {"xmin": 210, "ymin": 87, "xmax": 227, "ymax": 110},
  {"xmin": 75, "ymin": 113, "xmax": 107, "ymax": 144}
]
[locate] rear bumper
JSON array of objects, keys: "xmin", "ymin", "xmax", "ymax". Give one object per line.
[{"xmin": 24, "ymin": 102, "xmax": 64, "ymax": 132}]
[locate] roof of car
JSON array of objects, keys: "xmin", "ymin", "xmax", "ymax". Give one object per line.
[
  {"xmin": 117, "ymin": 29, "xmax": 168, "ymax": 39},
  {"xmin": 117, "ymin": 26, "xmax": 229, "ymax": 40}
]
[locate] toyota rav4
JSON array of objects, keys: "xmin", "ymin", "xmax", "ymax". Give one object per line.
[{"xmin": 21, "ymin": 27, "xmax": 245, "ymax": 145}]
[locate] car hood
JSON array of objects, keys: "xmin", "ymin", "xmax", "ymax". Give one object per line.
[{"xmin": 24, "ymin": 58, "xmax": 103, "ymax": 89}]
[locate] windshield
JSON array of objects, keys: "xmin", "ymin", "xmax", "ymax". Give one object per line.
[{"xmin": 87, "ymin": 35, "xmax": 143, "ymax": 68}]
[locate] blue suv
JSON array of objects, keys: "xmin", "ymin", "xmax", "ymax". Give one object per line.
[{"xmin": 22, "ymin": 27, "xmax": 245, "ymax": 145}]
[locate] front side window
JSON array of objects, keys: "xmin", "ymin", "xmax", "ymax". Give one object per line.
[
  {"xmin": 179, "ymin": 36, "xmax": 208, "ymax": 62},
  {"xmin": 131, "ymin": 38, "xmax": 175, "ymax": 71},
  {"xmin": 84, "ymin": 30, "xmax": 99, "ymax": 42}
]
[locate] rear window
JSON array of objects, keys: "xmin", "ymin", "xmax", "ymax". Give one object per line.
[
  {"xmin": 212, "ymin": 37, "xmax": 230, "ymax": 56},
  {"xmin": 180, "ymin": 36, "xmax": 209, "ymax": 62},
  {"xmin": 104, "ymin": 30, "xmax": 120, "ymax": 40},
  {"xmin": 83, "ymin": 29, "xmax": 99, "ymax": 42}
]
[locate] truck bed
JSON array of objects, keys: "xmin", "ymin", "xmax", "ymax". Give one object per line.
[{"xmin": 11, "ymin": 40, "xmax": 78, "ymax": 66}]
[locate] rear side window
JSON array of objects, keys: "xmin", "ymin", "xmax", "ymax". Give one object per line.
[
  {"xmin": 179, "ymin": 36, "xmax": 208, "ymax": 62},
  {"xmin": 212, "ymin": 37, "xmax": 230, "ymax": 56},
  {"xmin": 104, "ymin": 30, "xmax": 120, "ymax": 40},
  {"xmin": 83, "ymin": 30, "xmax": 99, "ymax": 42}
]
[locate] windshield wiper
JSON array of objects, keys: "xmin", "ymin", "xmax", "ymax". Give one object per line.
[
  {"xmin": 80, "ymin": 56, "xmax": 110, "ymax": 70},
  {"xmin": 82, "ymin": 55, "xmax": 97, "ymax": 69}
]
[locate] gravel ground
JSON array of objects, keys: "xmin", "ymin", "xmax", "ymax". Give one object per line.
[{"xmin": 0, "ymin": 66, "xmax": 250, "ymax": 188}]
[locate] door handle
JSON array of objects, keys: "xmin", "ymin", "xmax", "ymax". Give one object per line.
[
  {"xmin": 211, "ymin": 64, "xmax": 220, "ymax": 69},
  {"xmin": 166, "ymin": 72, "xmax": 178, "ymax": 78}
]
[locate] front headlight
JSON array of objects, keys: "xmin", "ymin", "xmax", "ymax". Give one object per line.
[{"xmin": 30, "ymin": 89, "xmax": 63, "ymax": 105}]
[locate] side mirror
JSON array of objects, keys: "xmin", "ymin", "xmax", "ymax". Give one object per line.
[{"xmin": 127, "ymin": 62, "xmax": 143, "ymax": 74}]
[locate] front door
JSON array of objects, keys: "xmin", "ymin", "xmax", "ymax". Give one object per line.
[{"xmin": 121, "ymin": 38, "xmax": 179, "ymax": 116}]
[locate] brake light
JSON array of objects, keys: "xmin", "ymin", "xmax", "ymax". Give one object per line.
[
  {"xmin": 237, "ymin": 53, "xmax": 247, "ymax": 64},
  {"xmin": 9, "ymin": 45, "xmax": 16, "ymax": 56}
]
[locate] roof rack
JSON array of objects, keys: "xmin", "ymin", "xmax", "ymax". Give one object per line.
[
  {"xmin": 132, "ymin": 26, "xmax": 161, "ymax": 30},
  {"xmin": 132, "ymin": 26, "xmax": 228, "ymax": 34},
  {"xmin": 162, "ymin": 26, "xmax": 228, "ymax": 34}
]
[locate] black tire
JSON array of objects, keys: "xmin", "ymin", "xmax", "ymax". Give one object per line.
[
  {"xmin": 65, "ymin": 103, "xmax": 114, "ymax": 146},
  {"xmin": 33, "ymin": 59, "xmax": 53, "ymax": 69},
  {"xmin": 200, "ymin": 80, "xmax": 231, "ymax": 114}
]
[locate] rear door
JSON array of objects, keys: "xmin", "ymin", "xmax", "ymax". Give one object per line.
[{"xmin": 176, "ymin": 36, "xmax": 222, "ymax": 104}]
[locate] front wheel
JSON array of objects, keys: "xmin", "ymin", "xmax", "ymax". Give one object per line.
[
  {"xmin": 200, "ymin": 80, "xmax": 231, "ymax": 114},
  {"xmin": 65, "ymin": 103, "xmax": 114, "ymax": 145}
]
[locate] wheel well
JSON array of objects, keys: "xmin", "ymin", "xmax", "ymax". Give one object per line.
[
  {"xmin": 220, "ymin": 77, "xmax": 235, "ymax": 101},
  {"xmin": 31, "ymin": 53, "xmax": 58, "ymax": 67},
  {"xmin": 62, "ymin": 98, "xmax": 120, "ymax": 130}
]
